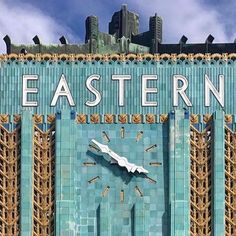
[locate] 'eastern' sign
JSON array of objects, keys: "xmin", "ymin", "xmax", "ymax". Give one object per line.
[{"xmin": 22, "ymin": 74, "xmax": 224, "ymax": 108}]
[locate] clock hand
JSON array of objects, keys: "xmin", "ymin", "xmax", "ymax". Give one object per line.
[
  {"xmin": 91, "ymin": 139, "xmax": 126, "ymax": 165},
  {"xmin": 90, "ymin": 139, "xmax": 149, "ymax": 174},
  {"xmin": 90, "ymin": 139, "xmax": 110, "ymax": 153}
]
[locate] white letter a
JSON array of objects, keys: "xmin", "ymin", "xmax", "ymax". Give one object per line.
[{"xmin": 51, "ymin": 74, "xmax": 75, "ymax": 106}]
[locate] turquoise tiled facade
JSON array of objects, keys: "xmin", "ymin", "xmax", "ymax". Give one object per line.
[
  {"xmin": 0, "ymin": 58, "xmax": 233, "ymax": 235},
  {"xmin": 75, "ymin": 123, "xmax": 167, "ymax": 236},
  {"xmin": 0, "ymin": 59, "xmax": 234, "ymax": 114}
]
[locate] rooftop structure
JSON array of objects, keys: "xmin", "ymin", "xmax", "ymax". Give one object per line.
[{"xmin": 5, "ymin": 5, "xmax": 236, "ymax": 55}]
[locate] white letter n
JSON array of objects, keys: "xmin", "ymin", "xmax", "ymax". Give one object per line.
[{"xmin": 205, "ymin": 74, "xmax": 224, "ymax": 107}]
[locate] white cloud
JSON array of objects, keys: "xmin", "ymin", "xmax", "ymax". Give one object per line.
[
  {"xmin": 128, "ymin": 0, "xmax": 229, "ymax": 43},
  {"xmin": 0, "ymin": 1, "xmax": 76, "ymax": 53}
]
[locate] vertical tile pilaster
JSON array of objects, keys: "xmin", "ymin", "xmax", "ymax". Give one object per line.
[
  {"xmin": 99, "ymin": 201, "xmax": 110, "ymax": 236},
  {"xmin": 169, "ymin": 110, "xmax": 190, "ymax": 236},
  {"xmin": 55, "ymin": 110, "xmax": 76, "ymax": 236},
  {"xmin": 212, "ymin": 111, "xmax": 225, "ymax": 235},
  {"xmin": 20, "ymin": 110, "xmax": 33, "ymax": 235}
]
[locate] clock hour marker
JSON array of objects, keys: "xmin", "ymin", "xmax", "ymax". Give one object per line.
[
  {"xmin": 149, "ymin": 162, "xmax": 162, "ymax": 166},
  {"xmin": 145, "ymin": 176, "xmax": 157, "ymax": 184},
  {"xmin": 135, "ymin": 186, "xmax": 143, "ymax": 197},
  {"xmin": 136, "ymin": 131, "xmax": 143, "ymax": 142},
  {"xmin": 102, "ymin": 186, "xmax": 110, "ymax": 197},
  {"xmin": 83, "ymin": 162, "xmax": 96, "ymax": 166},
  {"xmin": 89, "ymin": 144, "xmax": 100, "ymax": 152},
  {"xmin": 145, "ymin": 144, "xmax": 157, "ymax": 152},
  {"xmin": 88, "ymin": 176, "xmax": 100, "ymax": 184},
  {"xmin": 120, "ymin": 127, "xmax": 125, "ymax": 138},
  {"xmin": 102, "ymin": 131, "xmax": 110, "ymax": 142},
  {"xmin": 120, "ymin": 190, "xmax": 124, "ymax": 202}
]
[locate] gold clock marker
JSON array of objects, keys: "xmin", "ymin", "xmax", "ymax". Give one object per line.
[
  {"xmin": 120, "ymin": 190, "xmax": 124, "ymax": 202},
  {"xmin": 102, "ymin": 131, "xmax": 110, "ymax": 142},
  {"xmin": 136, "ymin": 131, "xmax": 143, "ymax": 142},
  {"xmin": 149, "ymin": 162, "xmax": 162, "ymax": 166},
  {"xmin": 83, "ymin": 162, "xmax": 96, "ymax": 166},
  {"xmin": 102, "ymin": 186, "xmax": 110, "ymax": 197},
  {"xmin": 145, "ymin": 144, "xmax": 157, "ymax": 152},
  {"xmin": 145, "ymin": 176, "xmax": 157, "ymax": 184},
  {"xmin": 135, "ymin": 186, "xmax": 143, "ymax": 197},
  {"xmin": 88, "ymin": 176, "xmax": 100, "ymax": 184},
  {"xmin": 120, "ymin": 127, "xmax": 125, "ymax": 138},
  {"xmin": 89, "ymin": 144, "xmax": 100, "ymax": 152}
]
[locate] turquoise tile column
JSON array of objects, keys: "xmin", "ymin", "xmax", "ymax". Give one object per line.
[
  {"xmin": 99, "ymin": 201, "xmax": 110, "ymax": 236},
  {"xmin": 212, "ymin": 110, "xmax": 225, "ymax": 235},
  {"xmin": 20, "ymin": 110, "xmax": 33, "ymax": 235},
  {"xmin": 134, "ymin": 200, "xmax": 145, "ymax": 236},
  {"xmin": 169, "ymin": 110, "xmax": 190, "ymax": 236},
  {"xmin": 55, "ymin": 110, "xmax": 76, "ymax": 236}
]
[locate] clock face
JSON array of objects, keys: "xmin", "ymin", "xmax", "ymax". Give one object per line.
[{"xmin": 75, "ymin": 123, "xmax": 167, "ymax": 236}]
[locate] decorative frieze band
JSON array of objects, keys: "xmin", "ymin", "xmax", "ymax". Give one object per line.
[
  {"xmin": 190, "ymin": 114, "xmax": 236, "ymax": 125},
  {"xmin": 0, "ymin": 114, "xmax": 21, "ymax": 124},
  {"xmin": 76, "ymin": 114, "xmax": 167, "ymax": 124},
  {"xmin": 1, "ymin": 52, "xmax": 236, "ymax": 62},
  {"xmin": 0, "ymin": 113, "xmax": 235, "ymax": 125},
  {"xmin": 76, "ymin": 113, "xmax": 232, "ymax": 124},
  {"xmin": 33, "ymin": 114, "xmax": 55, "ymax": 124}
]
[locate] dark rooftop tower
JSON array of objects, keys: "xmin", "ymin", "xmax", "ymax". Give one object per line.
[
  {"xmin": 149, "ymin": 13, "xmax": 163, "ymax": 52},
  {"xmin": 85, "ymin": 16, "xmax": 99, "ymax": 43},
  {"xmin": 109, "ymin": 4, "xmax": 139, "ymax": 39},
  {"xmin": 149, "ymin": 13, "xmax": 162, "ymax": 43}
]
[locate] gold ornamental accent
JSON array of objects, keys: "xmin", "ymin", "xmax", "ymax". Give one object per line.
[
  {"xmin": 90, "ymin": 114, "xmax": 100, "ymax": 123},
  {"xmin": 126, "ymin": 53, "xmax": 137, "ymax": 61},
  {"xmin": 225, "ymin": 114, "xmax": 233, "ymax": 124},
  {"xmin": 102, "ymin": 54, "xmax": 110, "ymax": 62},
  {"xmin": 110, "ymin": 53, "xmax": 120, "ymax": 61},
  {"xmin": 47, "ymin": 114, "xmax": 56, "ymax": 123},
  {"xmin": 104, "ymin": 114, "xmax": 115, "ymax": 124},
  {"xmin": 136, "ymin": 53, "xmax": 143, "ymax": 61},
  {"xmin": 143, "ymin": 53, "xmax": 154, "ymax": 61},
  {"xmin": 0, "ymin": 124, "xmax": 21, "ymax": 236},
  {"xmin": 1, "ymin": 53, "xmax": 235, "ymax": 62},
  {"xmin": 177, "ymin": 53, "xmax": 188, "ymax": 60},
  {"xmin": 187, "ymin": 53, "xmax": 195, "ymax": 61},
  {"xmin": 205, "ymin": 53, "xmax": 211, "ymax": 61},
  {"xmin": 159, "ymin": 53, "xmax": 171, "ymax": 60},
  {"xmin": 13, "ymin": 114, "xmax": 21, "ymax": 123},
  {"xmin": 190, "ymin": 114, "xmax": 199, "ymax": 124},
  {"xmin": 119, "ymin": 54, "xmax": 127, "ymax": 62},
  {"xmin": 85, "ymin": 54, "xmax": 93, "ymax": 61},
  {"xmin": 160, "ymin": 114, "xmax": 168, "ymax": 123},
  {"xmin": 0, "ymin": 114, "xmax": 9, "ymax": 123},
  {"xmin": 225, "ymin": 126, "xmax": 236, "ymax": 235},
  {"xmin": 118, "ymin": 114, "xmax": 128, "ymax": 124},
  {"xmin": 190, "ymin": 124, "xmax": 212, "ymax": 236},
  {"xmin": 33, "ymin": 114, "xmax": 43, "ymax": 124},
  {"xmin": 203, "ymin": 114, "xmax": 212, "ymax": 123},
  {"xmin": 75, "ymin": 54, "xmax": 86, "ymax": 61},
  {"xmin": 33, "ymin": 120, "xmax": 55, "ymax": 236},
  {"xmin": 146, "ymin": 114, "xmax": 156, "ymax": 123},
  {"xmin": 77, "ymin": 114, "xmax": 87, "ymax": 124},
  {"xmin": 132, "ymin": 114, "xmax": 142, "ymax": 124},
  {"xmin": 170, "ymin": 53, "xmax": 177, "ymax": 61}
]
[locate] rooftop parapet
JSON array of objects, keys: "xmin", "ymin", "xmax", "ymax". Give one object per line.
[{"xmin": 3, "ymin": 5, "xmax": 236, "ymax": 55}]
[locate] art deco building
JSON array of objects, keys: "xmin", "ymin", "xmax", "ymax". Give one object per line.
[{"xmin": 0, "ymin": 4, "xmax": 235, "ymax": 236}]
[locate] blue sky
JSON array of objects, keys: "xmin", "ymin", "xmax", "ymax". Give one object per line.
[{"xmin": 0, "ymin": 0, "xmax": 235, "ymax": 52}]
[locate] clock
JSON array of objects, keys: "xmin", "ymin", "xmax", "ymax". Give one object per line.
[{"xmin": 75, "ymin": 123, "xmax": 166, "ymax": 236}]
